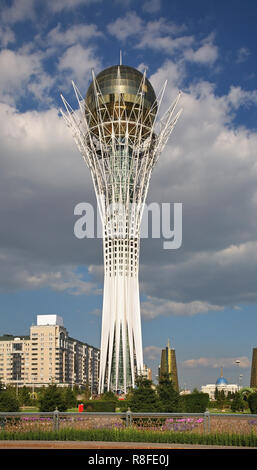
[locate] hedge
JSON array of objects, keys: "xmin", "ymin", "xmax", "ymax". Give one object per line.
[
  {"xmin": 180, "ymin": 393, "xmax": 209, "ymax": 413},
  {"xmin": 83, "ymin": 400, "xmax": 117, "ymax": 412}
]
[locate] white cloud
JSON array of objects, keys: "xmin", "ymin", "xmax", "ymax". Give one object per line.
[
  {"xmin": 107, "ymin": 13, "xmax": 191, "ymax": 55},
  {"xmin": 144, "ymin": 345, "xmax": 161, "ymax": 361},
  {"xmin": 184, "ymin": 43, "xmax": 218, "ymax": 65},
  {"xmin": 236, "ymin": 47, "xmax": 250, "ymax": 63},
  {"xmin": 0, "ymin": 244, "xmax": 101, "ymax": 296},
  {"xmin": 47, "ymin": 23, "xmax": 102, "ymax": 48},
  {"xmin": 142, "ymin": 0, "xmax": 161, "ymax": 13},
  {"xmin": 227, "ymin": 85, "xmax": 257, "ymax": 109},
  {"xmin": 46, "ymin": 0, "xmax": 101, "ymax": 12},
  {"xmin": 58, "ymin": 44, "xmax": 101, "ymax": 88},
  {"xmin": 137, "ymin": 24, "xmax": 193, "ymax": 54},
  {"xmin": 25, "ymin": 269, "xmax": 100, "ymax": 295},
  {"xmin": 182, "ymin": 356, "xmax": 250, "ymax": 369},
  {"xmin": 0, "ymin": 49, "xmax": 41, "ymax": 104},
  {"xmin": 107, "ymin": 11, "xmax": 143, "ymax": 41},
  {"xmin": 184, "ymin": 34, "xmax": 218, "ymax": 65},
  {"xmin": 141, "ymin": 296, "xmax": 223, "ymax": 319},
  {"xmin": 1, "ymin": 0, "xmax": 36, "ymax": 24},
  {"xmin": 0, "ymin": 26, "xmax": 15, "ymax": 47}
]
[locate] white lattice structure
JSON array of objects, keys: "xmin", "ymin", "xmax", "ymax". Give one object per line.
[{"xmin": 61, "ymin": 65, "xmax": 182, "ymax": 394}]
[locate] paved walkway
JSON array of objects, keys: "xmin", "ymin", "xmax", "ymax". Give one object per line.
[{"xmin": 0, "ymin": 441, "xmax": 254, "ymax": 449}]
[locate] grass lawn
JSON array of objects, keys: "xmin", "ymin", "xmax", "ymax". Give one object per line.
[{"xmin": 208, "ymin": 408, "xmax": 251, "ymax": 414}]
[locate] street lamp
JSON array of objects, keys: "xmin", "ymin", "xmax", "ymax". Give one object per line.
[
  {"xmin": 239, "ymin": 374, "xmax": 243, "ymax": 389},
  {"xmin": 235, "ymin": 360, "xmax": 240, "ymax": 391}
]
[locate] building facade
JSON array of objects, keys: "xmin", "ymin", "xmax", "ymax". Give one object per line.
[
  {"xmin": 0, "ymin": 315, "xmax": 100, "ymax": 392},
  {"xmin": 201, "ymin": 368, "xmax": 238, "ymax": 400},
  {"xmin": 250, "ymin": 348, "xmax": 257, "ymax": 388},
  {"xmin": 61, "ymin": 64, "xmax": 181, "ymax": 394},
  {"xmin": 159, "ymin": 340, "xmax": 179, "ymax": 392}
]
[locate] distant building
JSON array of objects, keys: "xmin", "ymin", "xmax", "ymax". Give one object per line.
[
  {"xmin": 0, "ymin": 315, "xmax": 100, "ymax": 392},
  {"xmin": 141, "ymin": 364, "xmax": 152, "ymax": 381},
  {"xmin": 179, "ymin": 389, "xmax": 191, "ymax": 396},
  {"xmin": 159, "ymin": 340, "xmax": 179, "ymax": 392},
  {"xmin": 201, "ymin": 368, "xmax": 238, "ymax": 400},
  {"xmin": 250, "ymin": 348, "xmax": 257, "ymax": 388}
]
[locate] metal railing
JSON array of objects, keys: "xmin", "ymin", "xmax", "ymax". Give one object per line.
[{"xmin": 0, "ymin": 411, "xmax": 257, "ymax": 434}]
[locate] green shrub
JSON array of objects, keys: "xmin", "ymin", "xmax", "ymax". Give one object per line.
[
  {"xmin": 128, "ymin": 377, "xmax": 161, "ymax": 412},
  {"xmin": 181, "ymin": 392, "xmax": 209, "ymax": 413},
  {"xmin": 116, "ymin": 400, "xmax": 129, "ymax": 412},
  {"xmin": 248, "ymin": 393, "xmax": 257, "ymax": 414},
  {"xmin": 63, "ymin": 388, "xmax": 77, "ymax": 408},
  {"xmin": 231, "ymin": 392, "xmax": 244, "ymax": 412},
  {"xmin": 100, "ymin": 391, "xmax": 118, "ymax": 402},
  {"xmin": 0, "ymin": 392, "xmax": 20, "ymax": 412},
  {"xmin": 83, "ymin": 400, "xmax": 116, "ymax": 412},
  {"xmin": 38, "ymin": 385, "xmax": 67, "ymax": 412}
]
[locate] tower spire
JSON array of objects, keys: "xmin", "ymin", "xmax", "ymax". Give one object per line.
[{"xmin": 120, "ymin": 50, "xmax": 122, "ymax": 65}]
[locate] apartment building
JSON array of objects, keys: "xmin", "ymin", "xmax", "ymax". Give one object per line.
[{"xmin": 0, "ymin": 315, "xmax": 100, "ymax": 392}]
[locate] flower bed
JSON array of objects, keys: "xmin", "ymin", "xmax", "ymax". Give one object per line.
[{"xmin": 0, "ymin": 414, "xmax": 257, "ymax": 435}]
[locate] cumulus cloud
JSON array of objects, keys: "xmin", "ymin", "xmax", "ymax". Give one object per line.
[
  {"xmin": 184, "ymin": 42, "xmax": 218, "ymax": 65},
  {"xmin": 142, "ymin": 0, "xmax": 161, "ymax": 13},
  {"xmin": 46, "ymin": 23, "xmax": 103, "ymax": 48},
  {"xmin": 0, "ymin": 21, "xmax": 102, "ymax": 107},
  {"xmin": 0, "ymin": 26, "xmax": 15, "ymax": 47},
  {"xmin": 0, "ymin": 49, "xmax": 41, "ymax": 104},
  {"xmin": 227, "ymin": 85, "xmax": 257, "ymax": 109},
  {"xmin": 1, "ymin": 0, "xmax": 36, "ymax": 24},
  {"xmin": 141, "ymin": 296, "xmax": 223, "ymax": 319},
  {"xmin": 58, "ymin": 44, "xmax": 101, "ymax": 89},
  {"xmin": 46, "ymin": 0, "xmax": 101, "ymax": 12},
  {"xmin": 182, "ymin": 356, "xmax": 250, "ymax": 369},
  {"xmin": 144, "ymin": 345, "xmax": 162, "ymax": 361},
  {"xmin": 107, "ymin": 12, "xmax": 195, "ymax": 57},
  {"xmin": 107, "ymin": 11, "xmax": 143, "ymax": 41}
]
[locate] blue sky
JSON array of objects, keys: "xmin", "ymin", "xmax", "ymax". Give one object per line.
[{"xmin": 0, "ymin": 0, "xmax": 257, "ymax": 389}]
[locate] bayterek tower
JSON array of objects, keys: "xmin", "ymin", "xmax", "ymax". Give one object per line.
[{"xmin": 61, "ymin": 63, "xmax": 181, "ymax": 394}]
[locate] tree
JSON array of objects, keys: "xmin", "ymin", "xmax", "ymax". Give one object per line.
[
  {"xmin": 18, "ymin": 386, "xmax": 32, "ymax": 406},
  {"xmin": 181, "ymin": 392, "xmax": 209, "ymax": 413},
  {"xmin": 248, "ymin": 392, "xmax": 257, "ymax": 414},
  {"xmin": 101, "ymin": 391, "xmax": 118, "ymax": 402},
  {"xmin": 83, "ymin": 383, "xmax": 91, "ymax": 401},
  {"xmin": 231, "ymin": 392, "xmax": 244, "ymax": 412},
  {"xmin": 63, "ymin": 387, "xmax": 77, "ymax": 409},
  {"xmin": 128, "ymin": 377, "xmax": 161, "ymax": 412},
  {"xmin": 0, "ymin": 392, "xmax": 19, "ymax": 412},
  {"xmin": 157, "ymin": 373, "xmax": 181, "ymax": 412},
  {"xmin": 216, "ymin": 389, "xmax": 226, "ymax": 409},
  {"xmin": 38, "ymin": 385, "xmax": 68, "ymax": 412}
]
